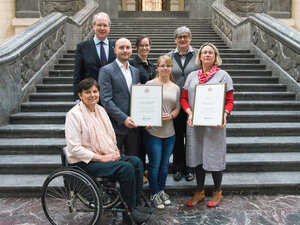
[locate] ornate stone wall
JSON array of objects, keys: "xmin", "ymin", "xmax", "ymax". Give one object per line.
[
  {"xmin": 21, "ymin": 26, "xmax": 66, "ymax": 88},
  {"xmin": 40, "ymin": 0, "xmax": 86, "ymax": 16},
  {"xmin": 224, "ymin": 0, "xmax": 291, "ymax": 18},
  {"xmin": 214, "ymin": 12, "xmax": 233, "ymax": 41},
  {"xmin": 252, "ymin": 25, "xmax": 300, "ymax": 83}
]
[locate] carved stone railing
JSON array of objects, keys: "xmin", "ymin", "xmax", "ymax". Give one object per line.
[
  {"xmin": 212, "ymin": 0, "xmax": 300, "ymax": 99},
  {"xmin": 15, "ymin": 0, "xmax": 86, "ymax": 18},
  {"xmin": 224, "ymin": 0, "xmax": 291, "ymax": 18},
  {"xmin": 0, "ymin": 0, "xmax": 98, "ymax": 125}
]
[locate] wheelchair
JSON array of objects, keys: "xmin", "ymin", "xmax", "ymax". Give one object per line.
[{"xmin": 41, "ymin": 148, "xmax": 150, "ymax": 225}]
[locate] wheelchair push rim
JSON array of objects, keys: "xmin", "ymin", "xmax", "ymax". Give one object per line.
[{"xmin": 41, "ymin": 168, "xmax": 103, "ymax": 225}]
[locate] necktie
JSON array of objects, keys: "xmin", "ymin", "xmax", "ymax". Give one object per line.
[{"xmin": 100, "ymin": 41, "xmax": 107, "ymax": 65}]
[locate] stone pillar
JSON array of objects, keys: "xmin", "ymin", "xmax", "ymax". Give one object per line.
[
  {"xmin": 15, "ymin": 0, "xmax": 40, "ymax": 18},
  {"xmin": 0, "ymin": 0, "xmax": 15, "ymax": 43},
  {"xmin": 126, "ymin": 0, "xmax": 136, "ymax": 11},
  {"xmin": 170, "ymin": 0, "xmax": 179, "ymax": 11},
  {"xmin": 189, "ymin": 0, "xmax": 214, "ymax": 19},
  {"xmin": 292, "ymin": 0, "xmax": 300, "ymax": 30},
  {"xmin": 96, "ymin": 0, "xmax": 119, "ymax": 18}
]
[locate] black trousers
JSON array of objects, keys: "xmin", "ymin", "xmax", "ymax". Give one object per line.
[
  {"xmin": 75, "ymin": 155, "xmax": 144, "ymax": 209},
  {"xmin": 116, "ymin": 128, "xmax": 140, "ymax": 157},
  {"xmin": 172, "ymin": 109, "xmax": 193, "ymax": 174}
]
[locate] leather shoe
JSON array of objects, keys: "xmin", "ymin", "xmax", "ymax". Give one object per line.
[
  {"xmin": 173, "ymin": 172, "xmax": 182, "ymax": 181},
  {"xmin": 125, "ymin": 208, "xmax": 150, "ymax": 224},
  {"xmin": 185, "ymin": 173, "xmax": 195, "ymax": 182},
  {"xmin": 135, "ymin": 205, "xmax": 153, "ymax": 214}
]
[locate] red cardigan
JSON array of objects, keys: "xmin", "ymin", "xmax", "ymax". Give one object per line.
[{"xmin": 181, "ymin": 89, "xmax": 234, "ymax": 114}]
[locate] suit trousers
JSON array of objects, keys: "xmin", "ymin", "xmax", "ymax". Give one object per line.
[
  {"xmin": 116, "ymin": 128, "xmax": 140, "ymax": 157},
  {"xmin": 73, "ymin": 155, "xmax": 144, "ymax": 209}
]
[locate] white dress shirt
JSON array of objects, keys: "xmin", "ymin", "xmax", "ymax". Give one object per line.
[{"xmin": 116, "ymin": 58, "xmax": 132, "ymax": 91}]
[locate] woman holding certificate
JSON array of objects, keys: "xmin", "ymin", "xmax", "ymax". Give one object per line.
[
  {"xmin": 144, "ymin": 56, "xmax": 180, "ymax": 209},
  {"xmin": 181, "ymin": 43, "xmax": 234, "ymax": 208},
  {"xmin": 130, "ymin": 36, "xmax": 156, "ymax": 183}
]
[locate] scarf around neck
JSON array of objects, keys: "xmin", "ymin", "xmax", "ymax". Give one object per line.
[
  {"xmin": 79, "ymin": 101, "xmax": 118, "ymax": 155},
  {"xmin": 198, "ymin": 65, "xmax": 220, "ymax": 84}
]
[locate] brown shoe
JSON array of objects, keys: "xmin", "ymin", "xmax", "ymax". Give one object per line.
[
  {"xmin": 207, "ymin": 190, "xmax": 222, "ymax": 207},
  {"xmin": 186, "ymin": 190, "xmax": 205, "ymax": 207}
]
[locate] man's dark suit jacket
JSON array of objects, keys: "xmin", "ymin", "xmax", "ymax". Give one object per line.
[
  {"xmin": 73, "ymin": 38, "xmax": 116, "ymax": 100},
  {"xmin": 99, "ymin": 60, "xmax": 140, "ymax": 135}
]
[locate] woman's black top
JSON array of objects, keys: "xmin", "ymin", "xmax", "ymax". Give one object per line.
[{"xmin": 129, "ymin": 55, "xmax": 156, "ymax": 84}]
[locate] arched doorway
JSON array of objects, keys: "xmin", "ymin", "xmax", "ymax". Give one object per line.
[{"xmin": 136, "ymin": 0, "xmax": 170, "ymax": 11}]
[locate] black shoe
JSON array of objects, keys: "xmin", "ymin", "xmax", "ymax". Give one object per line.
[
  {"xmin": 185, "ymin": 173, "xmax": 195, "ymax": 182},
  {"xmin": 129, "ymin": 208, "xmax": 150, "ymax": 224},
  {"xmin": 135, "ymin": 205, "xmax": 153, "ymax": 214},
  {"xmin": 173, "ymin": 172, "xmax": 182, "ymax": 181}
]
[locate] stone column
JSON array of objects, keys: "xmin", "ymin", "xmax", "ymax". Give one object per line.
[
  {"xmin": 189, "ymin": 0, "xmax": 214, "ymax": 19},
  {"xmin": 126, "ymin": 0, "xmax": 136, "ymax": 11},
  {"xmin": 170, "ymin": 0, "xmax": 179, "ymax": 11},
  {"xmin": 95, "ymin": 0, "xmax": 119, "ymax": 17},
  {"xmin": 292, "ymin": 0, "xmax": 300, "ymax": 30}
]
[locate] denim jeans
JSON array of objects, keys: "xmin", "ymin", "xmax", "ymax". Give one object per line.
[{"xmin": 144, "ymin": 130, "xmax": 175, "ymax": 195}]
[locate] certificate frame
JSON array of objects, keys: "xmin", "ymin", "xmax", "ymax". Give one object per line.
[
  {"xmin": 192, "ymin": 83, "xmax": 226, "ymax": 126},
  {"xmin": 130, "ymin": 84, "xmax": 163, "ymax": 127}
]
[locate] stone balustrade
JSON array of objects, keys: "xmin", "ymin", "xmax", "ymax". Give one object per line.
[
  {"xmin": 212, "ymin": 0, "xmax": 300, "ymax": 99},
  {"xmin": 0, "ymin": 0, "xmax": 98, "ymax": 126}
]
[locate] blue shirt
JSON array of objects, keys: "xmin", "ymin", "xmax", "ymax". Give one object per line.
[{"xmin": 93, "ymin": 36, "xmax": 109, "ymax": 62}]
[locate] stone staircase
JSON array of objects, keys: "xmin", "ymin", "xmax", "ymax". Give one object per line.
[{"xmin": 1, "ymin": 18, "xmax": 300, "ymax": 197}]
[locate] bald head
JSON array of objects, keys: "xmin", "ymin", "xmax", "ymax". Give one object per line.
[{"xmin": 114, "ymin": 38, "xmax": 132, "ymax": 63}]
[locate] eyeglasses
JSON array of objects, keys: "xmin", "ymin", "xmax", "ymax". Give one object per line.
[
  {"xmin": 158, "ymin": 65, "xmax": 172, "ymax": 68},
  {"xmin": 201, "ymin": 51, "xmax": 215, "ymax": 55},
  {"xmin": 176, "ymin": 35, "xmax": 189, "ymax": 40}
]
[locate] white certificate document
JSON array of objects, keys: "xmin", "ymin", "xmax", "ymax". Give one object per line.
[
  {"xmin": 130, "ymin": 85, "xmax": 163, "ymax": 126},
  {"xmin": 192, "ymin": 83, "xmax": 226, "ymax": 126}
]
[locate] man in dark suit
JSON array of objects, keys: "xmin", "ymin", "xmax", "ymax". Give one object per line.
[
  {"xmin": 99, "ymin": 38, "xmax": 140, "ymax": 156},
  {"xmin": 73, "ymin": 12, "xmax": 116, "ymax": 101}
]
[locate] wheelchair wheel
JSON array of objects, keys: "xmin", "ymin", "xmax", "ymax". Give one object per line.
[{"xmin": 41, "ymin": 167, "xmax": 103, "ymax": 225}]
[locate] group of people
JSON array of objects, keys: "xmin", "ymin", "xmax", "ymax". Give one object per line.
[{"xmin": 65, "ymin": 11, "xmax": 234, "ymax": 224}]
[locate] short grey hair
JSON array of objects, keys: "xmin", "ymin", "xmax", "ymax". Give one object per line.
[
  {"xmin": 92, "ymin": 12, "xmax": 111, "ymax": 26},
  {"xmin": 174, "ymin": 26, "xmax": 192, "ymax": 38}
]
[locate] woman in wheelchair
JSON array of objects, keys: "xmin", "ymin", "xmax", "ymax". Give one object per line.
[{"xmin": 64, "ymin": 78, "xmax": 151, "ymax": 224}]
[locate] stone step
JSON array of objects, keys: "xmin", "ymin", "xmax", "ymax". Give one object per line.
[
  {"xmin": 0, "ymin": 138, "xmax": 65, "ymax": 155},
  {"xmin": 35, "ymin": 84, "xmax": 287, "ymax": 93},
  {"xmin": 0, "ymin": 124, "xmax": 65, "ymax": 138},
  {"xmin": 1, "ymin": 171, "xmax": 300, "ymax": 197},
  {"xmin": 66, "ymin": 49, "xmax": 250, "ymax": 54},
  {"xmin": 226, "ymin": 123, "xmax": 300, "ymax": 137},
  {"xmin": 1, "ymin": 152, "xmax": 299, "ymax": 174},
  {"xmin": 57, "ymin": 58, "xmax": 261, "ymax": 65},
  {"xmin": 29, "ymin": 93, "xmax": 73, "ymax": 102},
  {"xmin": 10, "ymin": 110, "xmax": 300, "ymax": 125},
  {"xmin": 62, "ymin": 53, "xmax": 256, "ymax": 59},
  {"xmin": 28, "ymin": 91, "xmax": 295, "ymax": 102},
  {"xmin": 227, "ymin": 136, "xmax": 300, "ymax": 153},
  {"xmin": 0, "ymin": 155, "xmax": 61, "ymax": 174},
  {"xmin": 42, "ymin": 76, "xmax": 277, "ymax": 85},
  {"xmin": 1, "ymin": 123, "xmax": 299, "ymax": 138},
  {"xmin": 53, "ymin": 63, "xmax": 265, "ymax": 70},
  {"xmin": 21, "ymin": 101, "xmax": 74, "ymax": 112},
  {"xmin": 234, "ymin": 84, "xmax": 286, "ymax": 92},
  {"xmin": 48, "ymin": 69, "xmax": 273, "ymax": 78},
  {"xmin": 234, "ymin": 100, "xmax": 300, "ymax": 111},
  {"xmin": 229, "ymin": 111, "xmax": 300, "ymax": 123},
  {"xmin": 0, "ymin": 136, "xmax": 299, "ymax": 156},
  {"xmin": 10, "ymin": 112, "xmax": 66, "ymax": 124},
  {"xmin": 233, "ymin": 91, "xmax": 295, "ymax": 100}
]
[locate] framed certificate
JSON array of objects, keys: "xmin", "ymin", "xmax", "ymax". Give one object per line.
[
  {"xmin": 192, "ymin": 83, "xmax": 226, "ymax": 126},
  {"xmin": 130, "ymin": 85, "xmax": 163, "ymax": 126}
]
